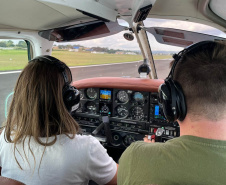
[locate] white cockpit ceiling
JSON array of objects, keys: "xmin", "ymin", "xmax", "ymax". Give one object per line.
[
  {"xmin": 0, "ymin": 0, "xmax": 89, "ymax": 30},
  {"xmin": 0, "ymin": 0, "xmax": 226, "ymax": 32}
]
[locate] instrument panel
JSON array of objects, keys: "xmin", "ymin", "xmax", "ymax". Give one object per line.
[
  {"xmin": 76, "ymin": 88, "xmax": 149, "ymax": 121},
  {"xmin": 73, "ymin": 87, "xmax": 179, "ymax": 148}
]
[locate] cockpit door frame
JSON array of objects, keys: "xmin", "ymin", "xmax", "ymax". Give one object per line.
[{"xmin": 133, "ymin": 21, "xmax": 158, "ymax": 79}]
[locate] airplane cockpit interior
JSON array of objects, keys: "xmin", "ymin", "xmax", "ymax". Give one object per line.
[{"xmin": 1, "ymin": 0, "xmax": 226, "ymax": 184}]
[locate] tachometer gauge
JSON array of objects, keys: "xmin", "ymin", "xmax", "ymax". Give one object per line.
[
  {"xmin": 131, "ymin": 106, "xmax": 144, "ymax": 120},
  {"xmin": 116, "ymin": 105, "xmax": 129, "ymax": 118},
  {"xmin": 86, "ymin": 101, "xmax": 96, "ymax": 113},
  {"xmin": 133, "ymin": 92, "xmax": 144, "ymax": 103},
  {"xmin": 117, "ymin": 90, "xmax": 129, "ymax": 103},
  {"xmin": 86, "ymin": 88, "xmax": 97, "ymax": 99}
]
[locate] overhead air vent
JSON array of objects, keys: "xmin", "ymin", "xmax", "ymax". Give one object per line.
[{"xmin": 134, "ymin": 4, "xmax": 153, "ymax": 23}]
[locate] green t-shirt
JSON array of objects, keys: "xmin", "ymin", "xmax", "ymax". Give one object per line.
[{"xmin": 118, "ymin": 136, "xmax": 226, "ymax": 185}]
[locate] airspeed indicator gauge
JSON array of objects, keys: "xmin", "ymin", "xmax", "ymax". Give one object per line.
[{"xmin": 86, "ymin": 88, "xmax": 97, "ymax": 99}]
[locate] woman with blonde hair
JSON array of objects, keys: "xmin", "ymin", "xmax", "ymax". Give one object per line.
[{"xmin": 0, "ymin": 55, "xmax": 117, "ymax": 185}]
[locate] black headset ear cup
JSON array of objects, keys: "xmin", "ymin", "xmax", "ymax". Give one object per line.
[
  {"xmin": 158, "ymin": 79, "xmax": 187, "ymax": 122},
  {"xmin": 63, "ymin": 85, "xmax": 80, "ymax": 112},
  {"xmin": 158, "ymin": 83, "xmax": 176, "ymax": 122},
  {"xmin": 173, "ymin": 81, "xmax": 187, "ymax": 121}
]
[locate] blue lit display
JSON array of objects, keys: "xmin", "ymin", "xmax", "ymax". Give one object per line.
[
  {"xmin": 154, "ymin": 105, "xmax": 165, "ymax": 120},
  {"xmin": 100, "ymin": 90, "xmax": 111, "ymax": 100},
  {"xmin": 154, "ymin": 105, "xmax": 159, "ymax": 116}
]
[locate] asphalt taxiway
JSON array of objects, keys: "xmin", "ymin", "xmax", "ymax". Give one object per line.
[{"xmin": 0, "ymin": 59, "xmax": 171, "ymax": 125}]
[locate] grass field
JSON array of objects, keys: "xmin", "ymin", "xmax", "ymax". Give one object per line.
[
  {"xmin": 0, "ymin": 50, "xmax": 28, "ymax": 71},
  {"xmin": 0, "ymin": 50, "xmax": 172, "ymax": 71}
]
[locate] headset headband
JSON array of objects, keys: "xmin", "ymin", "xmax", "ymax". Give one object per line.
[
  {"xmin": 29, "ymin": 55, "xmax": 80, "ymax": 112},
  {"xmin": 30, "ymin": 55, "xmax": 71, "ymax": 84},
  {"xmin": 168, "ymin": 40, "xmax": 215, "ymax": 79}
]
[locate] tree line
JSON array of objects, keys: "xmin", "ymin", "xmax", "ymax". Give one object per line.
[
  {"xmin": 55, "ymin": 44, "xmax": 140, "ymax": 54},
  {"xmin": 0, "ymin": 40, "xmax": 27, "ymax": 48}
]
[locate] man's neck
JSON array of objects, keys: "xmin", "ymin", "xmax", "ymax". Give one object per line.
[{"xmin": 179, "ymin": 114, "xmax": 226, "ymax": 140}]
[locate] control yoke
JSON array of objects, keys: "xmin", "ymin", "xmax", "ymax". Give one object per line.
[{"xmin": 92, "ymin": 116, "xmax": 113, "ymax": 144}]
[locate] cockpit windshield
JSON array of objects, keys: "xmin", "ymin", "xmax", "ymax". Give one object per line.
[
  {"xmin": 0, "ymin": 19, "xmax": 225, "ymax": 125},
  {"xmin": 51, "ymin": 31, "xmax": 144, "ymax": 80}
]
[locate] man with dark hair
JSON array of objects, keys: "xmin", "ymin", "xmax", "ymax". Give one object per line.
[{"xmin": 118, "ymin": 41, "xmax": 226, "ymax": 185}]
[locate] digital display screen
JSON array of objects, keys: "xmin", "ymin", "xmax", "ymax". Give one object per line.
[
  {"xmin": 100, "ymin": 89, "xmax": 111, "ymax": 100},
  {"xmin": 154, "ymin": 105, "xmax": 165, "ymax": 120}
]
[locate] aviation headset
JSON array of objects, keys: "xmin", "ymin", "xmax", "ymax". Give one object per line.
[
  {"xmin": 158, "ymin": 40, "xmax": 215, "ymax": 122},
  {"xmin": 29, "ymin": 55, "xmax": 80, "ymax": 112}
]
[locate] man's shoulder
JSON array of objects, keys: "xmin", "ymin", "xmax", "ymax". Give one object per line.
[
  {"xmin": 120, "ymin": 137, "xmax": 186, "ymax": 163},
  {"xmin": 128, "ymin": 138, "xmax": 181, "ymax": 152},
  {"xmin": 118, "ymin": 139, "xmax": 184, "ymax": 185},
  {"xmin": 128, "ymin": 141, "xmax": 165, "ymax": 151}
]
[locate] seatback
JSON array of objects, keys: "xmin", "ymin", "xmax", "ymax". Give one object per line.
[{"xmin": 0, "ymin": 176, "xmax": 25, "ymax": 185}]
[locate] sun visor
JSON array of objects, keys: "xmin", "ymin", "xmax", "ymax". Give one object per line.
[
  {"xmin": 145, "ymin": 27, "xmax": 226, "ymax": 47},
  {"xmin": 38, "ymin": 20, "xmax": 124, "ymax": 42}
]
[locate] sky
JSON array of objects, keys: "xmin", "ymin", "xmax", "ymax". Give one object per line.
[
  {"xmin": 60, "ymin": 18, "xmax": 226, "ymax": 52},
  {"xmin": 2, "ymin": 18, "xmax": 225, "ymax": 52}
]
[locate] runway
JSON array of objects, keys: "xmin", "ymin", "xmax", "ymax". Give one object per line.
[{"xmin": 0, "ymin": 59, "xmax": 171, "ymax": 125}]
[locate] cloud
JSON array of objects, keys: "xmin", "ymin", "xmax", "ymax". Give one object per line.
[
  {"xmin": 68, "ymin": 30, "xmax": 140, "ymax": 51},
  {"xmin": 57, "ymin": 18, "xmax": 226, "ymax": 52},
  {"xmin": 144, "ymin": 18, "xmax": 225, "ymax": 35}
]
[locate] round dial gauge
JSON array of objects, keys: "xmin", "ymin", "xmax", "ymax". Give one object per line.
[
  {"xmin": 100, "ymin": 104, "xmax": 110, "ymax": 114},
  {"xmin": 131, "ymin": 106, "xmax": 144, "ymax": 120},
  {"xmin": 133, "ymin": 92, "xmax": 144, "ymax": 103},
  {"xmin": 86, "ymin": 101, "xmax": 96, "ymax": 113},
  {"xmin": 79, "ymin": 90, "xmax": 84, "ymax": 99},
  {"xmin": 117, "ymin": 90, "xmax": 129, "ymax": 103},
  {"xmin": 86, "ymin": 88, "xmax": 97, "ymax": 99},
  {"xmin": 116, "ymin": 105, "xmax": 129, "ymax": 118}
]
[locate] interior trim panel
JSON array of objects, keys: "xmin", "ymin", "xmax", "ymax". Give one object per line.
[{"xmin": 73, "ymin": 77, "xmax": 164, "ymax": 92}]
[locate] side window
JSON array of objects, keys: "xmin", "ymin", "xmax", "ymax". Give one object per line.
[{"xmin": 0, "ymin": 39, "xmax": 28, "ymax": 126}]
